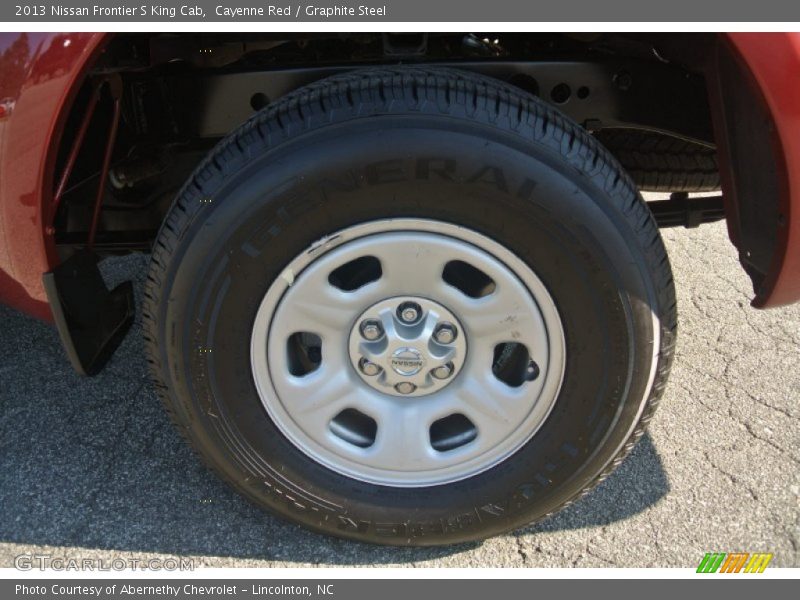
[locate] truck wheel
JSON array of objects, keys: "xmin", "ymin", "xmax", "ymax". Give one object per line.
[{"xmin": 143, "ymin": 67, "xmax": 677, "ymax": 545}]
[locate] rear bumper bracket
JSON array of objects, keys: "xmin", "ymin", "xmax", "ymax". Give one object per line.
[{"xmin": 650, "ymin": 192, "xmax": 726, "ymax": 228}]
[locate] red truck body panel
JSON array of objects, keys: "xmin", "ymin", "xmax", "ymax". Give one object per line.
[
  {"xmin": 0, "ymin": 32, "xmax": 798, "ymax": 319},
  {"xmin": 0, "ymin": 33, "xmax": 107, "ymax": 320}
]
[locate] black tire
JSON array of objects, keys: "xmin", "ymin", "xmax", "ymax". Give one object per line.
[
  {"xmin": 142, "ymin": 67, "xmax": 677, "ymax": 546},
  {"xmin": 595, "ymin": 129, "xmax": 720, "ymax": 192}
]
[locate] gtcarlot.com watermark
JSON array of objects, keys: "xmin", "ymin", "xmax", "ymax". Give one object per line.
[{"xmin": 14, "ymin": 554, "xmax": 195, "ymax": 571}]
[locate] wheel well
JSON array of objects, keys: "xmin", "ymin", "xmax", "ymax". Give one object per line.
[{"xmin": 50, "ymin": 32, "xmax": 718, "ymax": 257}]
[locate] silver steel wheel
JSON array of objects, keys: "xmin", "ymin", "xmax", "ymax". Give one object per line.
[{"xmin": 250, "ymin": 219, "xmax": 566, "ymax": 487}]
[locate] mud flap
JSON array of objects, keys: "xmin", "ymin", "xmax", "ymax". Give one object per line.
[{"xmin": 42, "ymin": 250, "xmax": 134, "ymax": 376}]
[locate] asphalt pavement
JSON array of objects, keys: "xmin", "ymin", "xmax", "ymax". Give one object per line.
[{"xmin": 1, "ymin": 214, "xmax": 798, "ymax": 568}]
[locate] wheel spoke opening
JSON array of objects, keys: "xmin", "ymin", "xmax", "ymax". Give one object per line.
[
  {"xmin": 328, "ymin": 255, "xmax": 382, "ymax": 291},
  {"xmin": 330, "ymin": 408, "xmax": 377, "ymax": 449},
  {"xmin": 442, "ymin": 259, "xmax": 496, "ymax": 298},
  {"xmin": 430, "ymin": 413, "xmax": 478, "ymax": 452},
  {"xmin": 492, "ymin": 342, "xmax": 539, "ymax": 387},
  {"xmin": 286, "ymin": 332, "xmax": 322, "ymax": 376}
]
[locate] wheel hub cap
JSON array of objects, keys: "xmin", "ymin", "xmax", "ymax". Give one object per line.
[{"xmin": 349, "ymin": 296, "xmax": 467, "ymax": 397}]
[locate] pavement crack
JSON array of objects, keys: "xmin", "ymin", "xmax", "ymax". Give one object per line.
[
  {"xmin": 677, "ymin": 375, "xmax": 800, "ymax": 465},
  {"xmin": 744, "ymin": 391, "xmax": 799, "ymax": 421},
  {"xmin": 647, "ymin": 513, "xmax": 663, "ymax": 560},
  {"xmin": 585, "ymin": 544, "xmax": 619, "ymax": 567},
  {"xmin": 702, "ymin": 450, "xmax": 761, "ymax": 503},
  {"xmin": 513, "ymin": 533, "xmax": 529, "ymax": 565}
]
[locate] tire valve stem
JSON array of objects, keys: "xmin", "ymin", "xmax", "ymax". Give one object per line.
[{"xmin": 526, "ymin": 360, "xmax": 540, "ymax": 381}]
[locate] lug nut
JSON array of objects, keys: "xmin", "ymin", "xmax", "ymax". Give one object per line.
[
  {"xmin": 433, "ymin": 322, "xmax": 458, "ymax": 344},
  {"xmin": 395, "ymin": 382, "xmax": 416, "ymax": 395},
  {"xmin": 432, "ymin": 363, "xmax": 454, "ymax": 380},
  {"xmin": 359, "ymin": 358, "xmax": 381, "ymax": 377},
  {"xmin": 360, "ymin": 319, "xmax": 384, "ymax": 341},
  {"xmin": 397, "ymin": 301, "xmax": 422, "ymax": 324}
]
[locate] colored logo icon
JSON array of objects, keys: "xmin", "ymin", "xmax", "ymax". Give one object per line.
[{"xmin": 697, "ymin": 552, "xmax": 773, "ymax": 573}]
